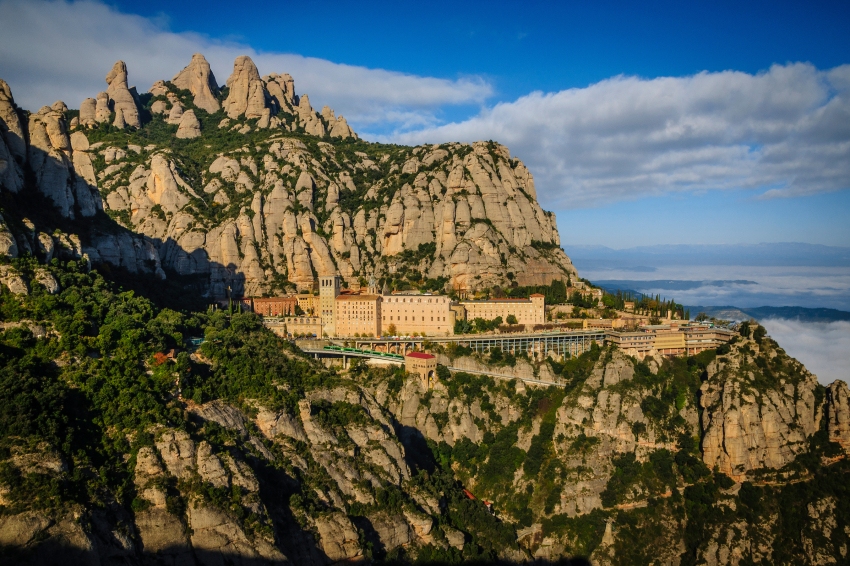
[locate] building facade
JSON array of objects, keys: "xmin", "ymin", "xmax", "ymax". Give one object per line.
[
  {"xmin": 335, "ymin": 294, "xmax": 381, "ymax": 337},
  {"xmin": 382, "ymin": 294, "xmax": 455, "ymax": 336},
  {"xmin": 459, "ymin": 294, "xmax": 545, "ymax": 325},
  {"xmin": 248, "ymin": 297, "xmax": 298, "ymax": 317},
  {"xmin": 319, "ymin": 275, "xmax": 340, "ymax": 337},
  {"xmin": 296, "ymin": 294, "xmax": 320, "ymax": 316},
  {"xmin": 405, "ymin": 351, "xmax": 438, "ymax": 389},
  {"xmin": 265, "ymin": 316, "xmax": 322, "ymax": 338}
]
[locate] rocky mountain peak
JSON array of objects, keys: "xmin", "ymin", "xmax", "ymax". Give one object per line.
[
  {"xmin": 223, "ymin": 55, "xmax": 267, "ymax": 119},
  {"xmin": 104, "ymin": 60, "xmax": 141, "ymax": 128},
  {"xmin": 170, "ymin": 53, "xmax": 220, "ymax": 114}
]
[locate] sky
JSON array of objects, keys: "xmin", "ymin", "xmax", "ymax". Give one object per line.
[{"xmin": 0, "ymin": 0, "xmax": 849, "ymax": 247}]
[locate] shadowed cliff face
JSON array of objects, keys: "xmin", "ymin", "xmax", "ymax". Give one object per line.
[{"xmin": 0, "ymin": 54, "xmax": 577, "ymax": 300}]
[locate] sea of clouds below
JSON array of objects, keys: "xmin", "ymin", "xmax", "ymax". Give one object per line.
[
  {"xmin": 576, "ymin": 264, "xmax": 850, "ymax": 312},
  {"xmin": 573, "ymin": 262, "xmax": 850, "ymax": 386},
  {"xmin": 760, "ymin": 318, "xmax": 850, "ymax": 386}
]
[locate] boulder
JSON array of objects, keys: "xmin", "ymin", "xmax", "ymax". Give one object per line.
[
  {"xmin": 166, "ymin": 102, "xmax": 184, "ymax": 125},
  {"xmin": 175, "ymin": 109, "xmax": 201, "ymax": 139}
]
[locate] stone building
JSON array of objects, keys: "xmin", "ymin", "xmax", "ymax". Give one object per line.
[
  {"xmin": 335, "ymin": 294, "xmax": 381, "ymax": 337},
  {"xmin": 248, "ymin": 296, "xmax": 298, "ymax": 317},
  {"xmin": 459, "ymin": 294, "xmax": 545, "ymax": 325},
  {"xmin": 319, "ymin": 275, "xmax": 340, "ymax": 337},
  {"xmin": 382, "ymin": 294, "xmax": 455, "ymax": 336},
  {"xmin": 405, "ymin": 351, "xmax": 437, "ymax": 389},
  {"xmin": 265, "ymin": 316, "xmax": 322, "ymax": 338}
]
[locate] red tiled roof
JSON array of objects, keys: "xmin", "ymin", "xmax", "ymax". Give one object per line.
[
  {"xmin": 406, "ymin": 352, "xmax": 435, "ymax": 359},
  {"xmin": 529, "ymin": 293, "xmax": 545, "ymax": 298}
]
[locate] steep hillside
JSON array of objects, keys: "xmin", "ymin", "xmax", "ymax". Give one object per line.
[
  {"xmin": 364, "ymin": 330, "xmax": 850, "ymax": 564},
  {"xmin": 1, "ymin": 258, "xmax": 849, "ymax": 565},
  {"xmin": 0, "ymin": 54, "xmax": 576, "ymax": 298},
  {"xmin": 0, "ymin": 259, "xmax": 522, "ymax": 565}
]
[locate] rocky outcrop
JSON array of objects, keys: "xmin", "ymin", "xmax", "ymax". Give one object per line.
[
  {"xmin": 315, "ymin": 513, "xmax": 361, "ymax": 562},
  {"xmin": 0, "ymin": 79, "xmax": 26, "ymax": 194},
  {"xmin": 827, "ymin": 381, "xmax": 850, "ymax": 450},
  {"xmin": 700, "ymin": 335, "xmax": 821, "ymax": 480},
  {"xmin": 223, "ymin": 56, "xmax": 268, "ymax": 120},
  {"xmin": 105, "ymin": 61, "xmax": 141, "ymax": 128},
  {"xmin": 171, "ymin": 53, "xmax": 220, "ymax": 114},
  {"xmin": 176, "ymin": 109, "xmax": 201, "ymax": 139},
  {"xmin": 27, "ymin": 105, "xmax": 76, "ymax": 218},
  {"xmin": 0, "ymin": 212, "xmax": 18, "ymax": 257}
]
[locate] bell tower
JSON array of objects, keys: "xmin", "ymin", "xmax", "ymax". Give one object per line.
[{"xmin": 319, "ymin": 275, "xmax": 340, "ymax": 337}]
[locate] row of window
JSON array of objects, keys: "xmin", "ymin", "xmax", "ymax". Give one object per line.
[{"xmin": 383, "ymin": 316, "xmax": 447, "ymax": 322}]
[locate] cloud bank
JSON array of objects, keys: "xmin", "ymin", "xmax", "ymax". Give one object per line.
[
  {"xmin": 392, "ymin": 64, "xmax": 850, "ymax": 208},
  {"xmin": 760, "ymin": 318, "xmax": 850, "ymax": 386},
  {"xmin": 0, "ymin": 0, "xmax": 491, "ymax": 128}
]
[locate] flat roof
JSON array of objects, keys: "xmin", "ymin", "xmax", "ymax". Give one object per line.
[{"xmin": 336, "ymin": 294, "xmax": 380, "ymax": 301}]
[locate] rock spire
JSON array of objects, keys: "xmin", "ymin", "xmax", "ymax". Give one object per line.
[
  {"xmin": 171, "ymin": 53, "xmax": 220, "ymax": 114},
  {"xmin": 222, "ymin": 55, "xmax": 268, "ymax": 120},
  {"xmin": 105, "ymin": 61, "xmax": 141, "ymax": 128}
]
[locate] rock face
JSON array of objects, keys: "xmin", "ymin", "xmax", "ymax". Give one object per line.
[
  {"xmin": 0, "ymin": 54, "xmax": 574, "ymax": 297},
  {"xmin": 700, "ymin": 335, "xmax": 820, "ymax": 480},
  {"xmin": 104, "ymin": 61, "xmax": 141, "ymax": 128},
  {"xmin": 223, "ymin": 55, "xmax": 268, "ymax": 120},
  {"xmin": 171, "ymin": 53, "xmax": 220, "ymax": 113},
  {"xmin": 827, "ymin": 380, "xmax": 850, "ymax": 450}
]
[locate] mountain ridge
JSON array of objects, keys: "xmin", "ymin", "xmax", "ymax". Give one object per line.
[{"xmin": 0, "ymin": 53, "xmax": 577, "ymax": 299}]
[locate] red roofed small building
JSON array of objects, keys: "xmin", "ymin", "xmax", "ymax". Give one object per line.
[{"xmin": 405, "ymin": 351, "xmax": 438, "ymax": 389}]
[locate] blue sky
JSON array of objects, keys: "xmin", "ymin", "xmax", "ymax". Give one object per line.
[{"xmin": 1, "ymin": 0, "xmax": 848, "ymax": 247}]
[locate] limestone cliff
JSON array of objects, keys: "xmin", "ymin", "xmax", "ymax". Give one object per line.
[{"xmin": 0, "ymin": 54, "xmax": 577, "ymax": 297}]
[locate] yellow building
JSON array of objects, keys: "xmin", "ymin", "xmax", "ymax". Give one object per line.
[
  {"xmin": 296, "ymin": 294, "xmax": 320, "ymax": 316},
  {"xmin": 335, "ymin": 294, "xmax": 381, "ymax": 337},
  {"xmin": 653, "ymin": 330, "xmax": 686, "ymax": 356},
  {"xmin": 683, "ymin": 326, "xmax": 736, "ymax": 355},
  {"xmin": 606, "ymin": 331, "xmax": 656, "ymax": 353},
  {"xmin": 382, "ymin": 294, "xmax": 455, "ymax": 336},
  {"xmin": 459, "ymin": 294, "xmax": 545, "ymax": 326}
]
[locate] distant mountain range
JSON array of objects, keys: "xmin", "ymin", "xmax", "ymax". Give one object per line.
[
  {"xmin": 686, "ymin": 305, "xmax": 850, "ymax": 323},
  {"xmin": 568, "ymin": 242, "xmax": 850, "ymax": 269}
]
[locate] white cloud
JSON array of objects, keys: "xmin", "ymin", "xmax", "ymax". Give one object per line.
[
  {"xmin": 760, "ymin": 318, "xmax": 850, "ymax": 386},
  {"xmin": 2, "ymin": 1, "xmax": 847, "ymax": 211},
  {"xmin": 390, "ymin": 64, "xmax": 850, "ymax": 208},
  {"xmin": 0, "ymin": 0, "xmax": 491, "ymax": 127}
]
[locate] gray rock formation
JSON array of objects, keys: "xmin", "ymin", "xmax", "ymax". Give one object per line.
[
  {"xmin": 700, "ymin": 336, "xmax": 820, "ymax": 480},
  {"xmin": 0, "ymin": 213, "xmax": 17, "ymax": 257},
  {"xmin": 171, "ymin": 53, "xmax": 220, "ymax": 113},
  {"xmin": 27, "ymin": 106, "xmax": 75, "ymax": 218},
  {"xmin": 827, "ymin": 380, "xmax": 850, "ymax": 450},
  {"xmin": 0, "ymin": 79, "xmax": 27, "ymax": 164},
  {"xmin": 105, "ymin": 61, "xmax": 141, "ymax": 128},
  {"xmin": 176, "ymin": 109, "xmax": 201, "ymax": 139},
  {"xmin": 223, "ymin": 55, "xmax": 268, "ymax": 120}
]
